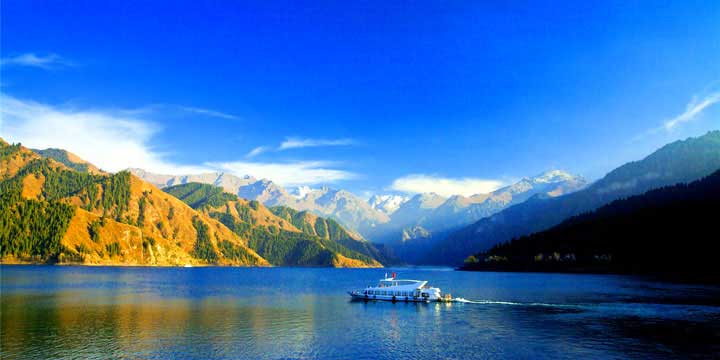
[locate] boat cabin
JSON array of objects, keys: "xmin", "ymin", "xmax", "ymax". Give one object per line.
[{"xmin": 362, "ymin": 278, "xmax": 438, "ymax": 300}]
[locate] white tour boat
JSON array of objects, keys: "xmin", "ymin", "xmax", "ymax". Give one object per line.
[{"xmin": 348, "ymin": 272, "xmax": 451, "ymax": 303}]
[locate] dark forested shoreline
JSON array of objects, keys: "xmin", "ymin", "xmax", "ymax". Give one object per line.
[{"xmin": 460, "ymin": 169, "xmax": 720, "ymax": 284}]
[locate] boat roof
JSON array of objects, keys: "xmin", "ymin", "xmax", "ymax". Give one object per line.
[{"xmin": 379, "ymin": 278, "xmax": 424, "ymax": 283}]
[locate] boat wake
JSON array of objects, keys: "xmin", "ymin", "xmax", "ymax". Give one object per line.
[{"xmin": 452, "ymin": 298, "xmax": 574, "ymax": 308}]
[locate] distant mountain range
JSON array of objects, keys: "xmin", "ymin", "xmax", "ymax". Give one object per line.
[
  {"xmin": 464, "ymin": 168, "xmax": 720, "ymax": 282},
  {"xmin": 130, "ymin": 169, "xmax": 390, "ymax": 236},
  {"xmin": 0, "ymin": 140, "xmax": 383, "ymax": 268},
  {"xmin": 436, "ymin": 130, "xmax": 720, "ymax": 265},
  {"xmin": 387, "ymin": 169, "xmax": 586, "ymax": 236},
  {"xmin": 131, "ymin": 167, "xmax": 586, "ymax": 254},
  {"xmin": 130, "ymin": 166, "xmax": 589, "ymax": 265},
  {"xmin": 367, "ymin": 170, "xmax": 587, "ymax": 263}
]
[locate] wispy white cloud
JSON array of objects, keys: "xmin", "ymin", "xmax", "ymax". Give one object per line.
[
  {"xmin": 121, "ymin": 104, "xmax": 241, "ymax": 121},
  {"xmin": 390, "ymin": 174, "xmax": 504, "ymax": 197},
  {"xmin": 176, "ymin": 106, "xmax": 240, "ymax": 121},
  {"xmin": 278, "ymin": 137, "xmax": 355, "ymax": 150},
  {"xmin": 207, "ymin": 160, "xmax": 356, "ymax": 186},
  {"xmin": 663, "ymin": 91, "xmax": 720, "ymax": 131},
  {"xmin": 246, "ymin": 146, "xmax": 270, "ymax": 158},
  {"xmin": 1, "ymin": 53, "xmax": 73, "ymax": 69},
  {"xmin": 631, "ymin": 86, "xmax": 720, "ymax": 143},
  {"xmin": 0, "ymin": 95, "xmax": 208, "ymax": 174},
  {"xmin": 244, "ymin": 136, "xmax": 355, "ymax": 159},
  {"xmin": 0, "ymin": 95, "xmax": 356, "ymax": 186}
]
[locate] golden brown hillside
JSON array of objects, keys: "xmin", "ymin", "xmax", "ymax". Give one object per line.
[
  {"xmin": 212, "ymin": 198, "xmax": 302, "ymax": 232},
  {"xmin": 0, "ymin": 139, "xmax": 269, "ymax": 267}
]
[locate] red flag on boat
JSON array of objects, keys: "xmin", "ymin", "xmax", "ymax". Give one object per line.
[{"xmin": 391, "ymin": 272, "xmax": 396, "ymax": 279}]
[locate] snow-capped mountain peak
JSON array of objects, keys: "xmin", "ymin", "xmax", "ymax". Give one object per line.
[
  {"xmin": 368, "ymin": 194, "xmax": 410, "ymax": 215},
  {"xmin": 531, "ymin": 169, "xmax": 579, "ymax": 184}
]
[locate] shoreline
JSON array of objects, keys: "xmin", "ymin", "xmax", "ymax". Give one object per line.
[
  {"xmin": 0, "ymin": 261, "xmax": 383, "ymax": 269},
  {"xmin": 456, "ymin": 265, "xmax": 720, "ymax": 284}
]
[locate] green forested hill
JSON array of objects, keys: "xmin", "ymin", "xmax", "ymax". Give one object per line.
[
  {"xmin": 269, "ymin": 205, "xmax": 395, "ymax": 265},
  {"xmin": 164, "ymin": 183, "xmax": 383, "ymax": 267},
  {"xmin": 464, "ymin": 169, "xmax": 720, "ymax": 281},
  {"xmin": 1, "ymin": 145, "xmax": 130, "ymax": 261},
  {"xmin": 33, "ymin": 148, "xmax": 105, "ymax": 174}
]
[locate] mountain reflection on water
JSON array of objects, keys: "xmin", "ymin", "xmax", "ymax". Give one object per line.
[{"xmin": 1, "ymin": 266, "xmax": 719, "ymax": 359}]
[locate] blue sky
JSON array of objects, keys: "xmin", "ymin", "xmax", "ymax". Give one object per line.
[{"xmin": 1, "ymin": 1, "xmax": 719, "ymax": 197}]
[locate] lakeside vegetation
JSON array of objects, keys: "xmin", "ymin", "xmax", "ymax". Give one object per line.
[{"xmin": 0, "ymin": 199, "xmax": 75, "ymax": 261}]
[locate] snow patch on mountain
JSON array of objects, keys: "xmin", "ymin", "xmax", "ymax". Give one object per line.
[
  {"xmin": 368, "ymin": 194, "xmax": 409, "ymax": 215},
  {"xmin": 291, "ymin": 185, "xmax": 316, "ymax": 199}
]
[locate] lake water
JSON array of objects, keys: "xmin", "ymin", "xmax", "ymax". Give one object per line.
[{"xmin": 1, "ymin": 266, "xmax": 719, "ymax": 359}]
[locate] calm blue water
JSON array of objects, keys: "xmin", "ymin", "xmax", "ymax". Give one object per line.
[{"xmin": 2, "ymin": 266, "xmax": 719, "ymax": 359}]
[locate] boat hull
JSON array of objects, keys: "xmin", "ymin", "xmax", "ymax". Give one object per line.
[{"xmin": 348, "ymin": 292, "xmax": 432, "ymax": 303}]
